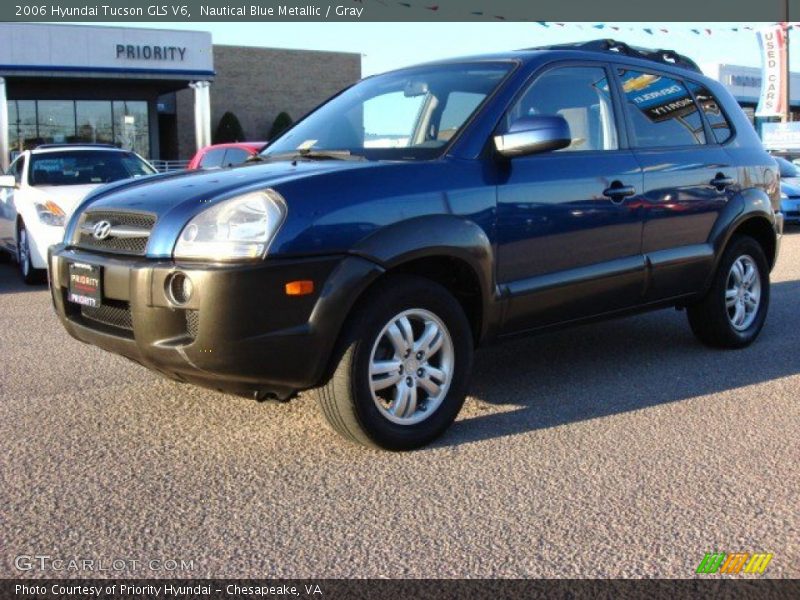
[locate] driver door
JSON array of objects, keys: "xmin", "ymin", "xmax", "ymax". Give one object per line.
[{"xmin": 496, "ymin": 64, "xmax": 646, "ymax": 333}]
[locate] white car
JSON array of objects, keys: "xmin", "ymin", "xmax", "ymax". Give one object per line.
[{"xmin": 0, "ymin": 144, "xmax": 157, "ymax": 283}]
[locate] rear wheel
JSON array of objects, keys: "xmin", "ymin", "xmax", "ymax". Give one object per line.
[
  {"xmin": 16, "ymin": 220, "xmax": 45, "ymax": 285},
  {"xmin": 687, "ymin": 235, "xmax": 769, "ymax": 348},
  {"xmin": 316, "ymin": 275, "xmax": 473, "ymax": 450}
]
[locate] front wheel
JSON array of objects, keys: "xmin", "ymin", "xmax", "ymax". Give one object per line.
[
  {"xmin": 687, "ymin": 235, "xmax": 770, "ymax": 348},
  {"xmin": 17, "ymin": 221, "xmax": 45, "ymax": 285},
  {"xmin": 316, "ymin": 275, "xmax": 474, "ymax": 450}
]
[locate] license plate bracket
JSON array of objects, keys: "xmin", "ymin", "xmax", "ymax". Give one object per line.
[{"xmin": 67, "ymin": 262, "xmax": 103, "ymax": 308}]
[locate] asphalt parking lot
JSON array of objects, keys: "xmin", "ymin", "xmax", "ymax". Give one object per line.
[{"xmin": 1, "ymin": 231, "xmax": 798, "ymax": 579}]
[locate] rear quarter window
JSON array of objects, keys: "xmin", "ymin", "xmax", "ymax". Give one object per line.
[{"xmin": 688, "ymin": 82, "xmax": 734, "ymax": 144}]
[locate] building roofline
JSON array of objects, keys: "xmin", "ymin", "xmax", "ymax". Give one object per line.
[
  {"xmin": 32, "ymin": 21, "xmax": 210, "ymax": 36},
  {"xmin": 210, "ymin": 42, "xmax": 361, "ymax": 58}
]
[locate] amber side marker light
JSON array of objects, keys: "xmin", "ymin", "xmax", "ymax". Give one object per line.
[{"xmin": 285, "ymin": 280, "xmax": 314, "ymax": 296}]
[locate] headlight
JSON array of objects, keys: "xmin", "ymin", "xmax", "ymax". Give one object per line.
[
  {"xmin": 35, "ymin": 201, "xmax": 66, "ymax": 227},
  {"xmin": 173, "ymin": 189, "xmax": 287, "ymax": 260},
  {"xmin": 780, "ymin": 192, "xmax": 789, "ymax": 201}
]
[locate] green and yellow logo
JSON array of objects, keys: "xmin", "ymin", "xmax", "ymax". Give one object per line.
[{"xmin": 696, "ymin": 552, "xmax": 773, "ymax": 575}]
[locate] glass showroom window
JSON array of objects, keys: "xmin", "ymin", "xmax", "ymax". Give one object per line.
[
  {"xmin": 113, "ymin": 101, "xmax": 149, "ymax": 158},
  {"xmin": 37, "ymin": 100, "xmax": 77, "ymax": 144},
  {"xmin": 76, "ymin": 101, "xmax": 114, "ymax": 145},
  {"xmin": 8, "ymin": 100, "xmax": 37, "ymax": 153}
]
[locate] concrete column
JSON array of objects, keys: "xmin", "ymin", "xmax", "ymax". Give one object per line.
[
  {"xmin": 0, "ymin": 78, "xmax": 8, "ymax": 172},
  {"xmin": 189, "ymin": 81, "xmax": 212, "ymax": 152}
]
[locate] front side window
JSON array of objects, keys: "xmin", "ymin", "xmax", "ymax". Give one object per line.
[
  {"xmin": 618, "ymin": 69, "xmax": 706, "ymax": 147},
  {"xmin": 506, "ymin": 66, "xmax": 619, "ymax": 152},
  {"xmin": 28, "ymin": 151, "xmax": 155, "ymax": 186},
  {"xmin": 264, "ymin": 62, "xmax": 513, "ymax": 160}
]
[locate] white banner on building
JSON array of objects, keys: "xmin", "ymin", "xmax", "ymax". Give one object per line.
[{"xmin": 755, "ymin": 25, "xmax": 788, "ymax": 117}]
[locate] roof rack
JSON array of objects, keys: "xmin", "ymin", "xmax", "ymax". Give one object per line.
[
  {"xmin": 527, "ymin": 39, "xmax": 702, "ymax": 73},
  {"xmin": 35, "ymin": 143, "xmax": 120, "ymax": 150}
]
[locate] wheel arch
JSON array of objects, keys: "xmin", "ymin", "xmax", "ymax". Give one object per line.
[
  {"xmin": 709, "ymin": 188, "xmax": 779, "ymax": 275},
  {"xmin": 349, "ymin": 214, "xmax": 498, "ymax": 344}
]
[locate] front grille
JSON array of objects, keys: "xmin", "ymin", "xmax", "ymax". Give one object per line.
[
  {"xmin": 76, "ymin": 210, "xmax": 156, "ymax": 256},
  {"xmin": 80, "ymin": 300, "xmax": 133, "ymax": 331},
  {"xmin": 185, "ymin": 310, "xmax": 199, "ymax": 338}
]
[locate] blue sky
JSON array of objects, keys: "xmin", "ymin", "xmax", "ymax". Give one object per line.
[{"xmin": 87, "ymin": 22, "xmax": 800, "ymax": 76}]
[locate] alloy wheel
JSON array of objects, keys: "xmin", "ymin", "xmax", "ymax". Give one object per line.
[
  {"xmin": 726, "ymin": 255, "xmax": 761, "ymax": 331},
  {"xmin": 368, "ymin": 308, "xmax": 455, "ymax": 425}
]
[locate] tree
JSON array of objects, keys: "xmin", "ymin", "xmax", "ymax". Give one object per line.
[
  {"xmin": 268, "ymin": 112, "xmax": 293, "ymax": 140},
  {"xmin": 213, "ymin": 111, "xmax": 245, "ymax": 144}
]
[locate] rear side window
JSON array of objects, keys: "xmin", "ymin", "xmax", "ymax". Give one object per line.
[
  {"xmin": 688, "ymin": 82, "xmax": 734, "ymax": 144},
  {"xmin": 617, "ymin": 69, "xmax": 706, "ymax": 147},
  {"xmin": 199, "ymin": 147, "xmax": 227, "ymax": 169},
  {"xmin": 508, "ymin": 66, "xmax": 619, "ymax": 152}
]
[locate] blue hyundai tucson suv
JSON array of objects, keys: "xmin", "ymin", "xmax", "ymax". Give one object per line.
[{"xmin": 48, "ymin": 40, "xmax": 783, "ymax": 449}]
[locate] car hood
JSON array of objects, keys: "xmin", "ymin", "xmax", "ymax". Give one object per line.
[
  {"xmin": 66, "ymin": 160, "xmax": 384, "ymax": 257},
  {"xmin": 781, "ymin": 180, "xmax": 800, "ymax": 197}
]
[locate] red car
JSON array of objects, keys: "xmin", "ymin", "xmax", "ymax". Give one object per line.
[{"xmin": 186, "ymin": 141, "xmax": 268, "ymax": 170}]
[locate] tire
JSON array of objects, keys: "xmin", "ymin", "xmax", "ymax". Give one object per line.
[
  {"xmin": 316, "ymin": 274, "xmax": 474, "ymax": 450},
  {"xmin": 16, "ymin": 220, "xmax": 45, "ymax": 285},
  {"xmin": 687, "ymin": 235, "xmax": 770, "ymax": 349}
]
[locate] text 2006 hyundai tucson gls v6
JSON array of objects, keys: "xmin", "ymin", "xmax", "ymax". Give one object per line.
[{"xmin": 49, "ymin": 41, "xmax": 783, "ymax": 450}]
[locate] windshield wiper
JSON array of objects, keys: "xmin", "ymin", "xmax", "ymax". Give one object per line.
[{"xmin": 263, "ymin": 149, "xmax": 366, "ymax": 162}]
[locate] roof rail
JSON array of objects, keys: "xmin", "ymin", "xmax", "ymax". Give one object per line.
[
  {"xmin": 35, "ymin": 143, "xmax": 120, "ymax": 150},
  {"xmin": 527, "ymin": 39, "xmax": 702, "ymax": 73}
]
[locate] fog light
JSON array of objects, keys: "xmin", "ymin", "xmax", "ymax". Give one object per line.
[{"xmin": 167, "ymin": 272, "xmax": 193, "ymax": 305}]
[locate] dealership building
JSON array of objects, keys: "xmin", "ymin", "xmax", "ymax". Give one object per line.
[{"xmin": 0, "ymin": 23, "xmax": 361, "ymax": 168}]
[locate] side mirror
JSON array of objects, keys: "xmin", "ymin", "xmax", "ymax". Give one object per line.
[
  {"xmin": 0, "ymin": 175, "xmax": 17, "ymax": 189},
  {"xmin": 494, "ymin": 115, "xmax": 571, "ymax": 158}
]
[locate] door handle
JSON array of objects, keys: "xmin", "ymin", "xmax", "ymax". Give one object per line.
[
  {"xmin": 602, "ymin": 182, "xmax": 636, "ymax": 203},
  {"xmin": 711, "ymin": 173, "xmax": 734, "ymax": 190}
]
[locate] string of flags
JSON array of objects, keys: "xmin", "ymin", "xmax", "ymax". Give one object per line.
[
  {"xmin": 535, "ymin": 23, "xmax": 800, "ymax": 35},
  {"xmin": 384, "ymin": 2, "xmax": 800, "ymax": 31}
]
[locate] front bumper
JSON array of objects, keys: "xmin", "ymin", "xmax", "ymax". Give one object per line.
[{"xmin": 48, "ymin": 245, "xmax": 383, "ymax": 398}]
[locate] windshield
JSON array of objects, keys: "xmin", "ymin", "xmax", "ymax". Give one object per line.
[
  {"xmin": 775, "ymin": 156, "xmax": 800, "ymax": 178},
  {"xmin": 263, "ymin": 62, "xmax": 513, "ymax": 161},
  {"xmin": 29, "ymin": 150, "xmax": 156, "ymax": 186}
]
